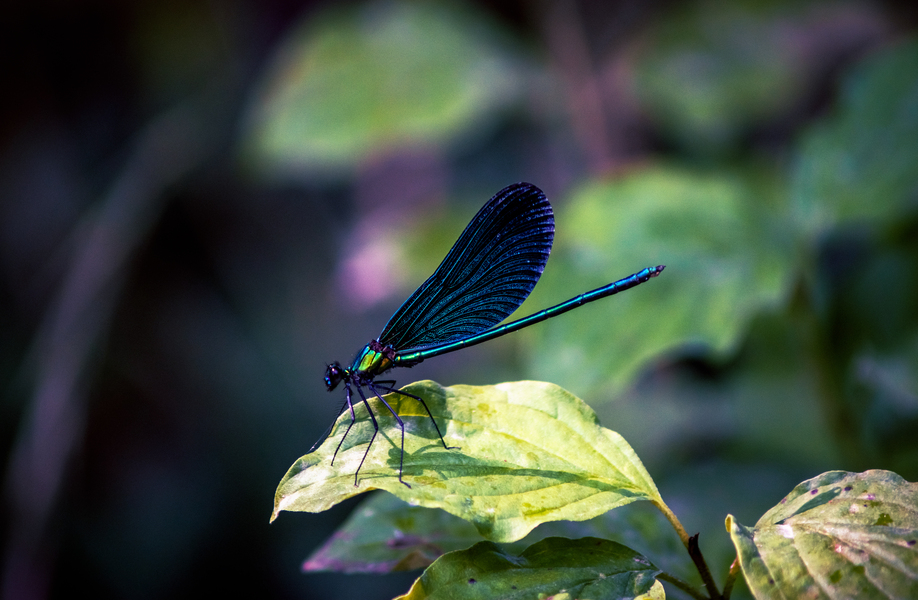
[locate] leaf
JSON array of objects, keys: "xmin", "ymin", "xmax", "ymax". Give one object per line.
[
  {"xmin": 791, "ymin": 38, "xmax": 918, "ymax": 235},
  {"xmin": 305, "ymin": 490, "xmax": 689, "ymax": 580},
  {"xmin": 522, "ymin": 165, "xmax": 794, "ymax": 397},
  {"xmin": 727, "ymin": 470, "xmax": 918, "ymax": 599},
  {"xmin": 241, "ymin": 0, "xmax": 527, "ymax": 182},
  {"xmin": 632, "ymin": 1, "xmax": 840, "ymax": 156},
  {"xmin": 303, "ymin": 492, "xmax": 482, "ymax": 573},
  {"xmin": 273, "ymin": 380, "xmax": 662, "ymax": 543},
  {"xmin": 394, "ymin": 537, "xmax": 661, "ymax": 600}
]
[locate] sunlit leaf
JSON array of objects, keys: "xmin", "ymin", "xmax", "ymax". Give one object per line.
[
  {"xmin": 522, "ymin": 165, "xmax": 794, "ymax": 397},
  {"xmin": 273, "ymin": 380, "xmax": 662, "ymax": 543},
  {"xmin": 242, "ymin": 0, "xmax": 527, "ymax": 182},
  {"xmin": 394, "ymin": 537, "xmax": 661, "ymax": 600},
  {"xmin": 727, "ymin": 470, "xmax": 918, "ymax": 599},
  {"xmin": 791, "ymin": 38, "xmax": 918, "ymax": 234}
]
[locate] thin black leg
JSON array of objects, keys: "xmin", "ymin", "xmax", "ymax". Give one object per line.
[
  {"xmin": 368, "ymin": 381, "xmax": 410, "ymax": 488},
  {"xmin": 331, "ymin": 383, "xmax": 358, "ymax": 466},
  {"xmin": 309, "ymin": 396, "xmax": 351, "ymax": 454},
  {"xmin": 352, "ymin": 384, "xmax": 381, "ymax": 487},
  {"xmin": 374, "ymin": 382, "xmax": 458, "ymax": 452}
]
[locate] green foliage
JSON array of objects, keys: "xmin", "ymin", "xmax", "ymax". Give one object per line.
[
  {"xmin": 524, "ymin": 166, "xmax": 794, "ymax": 396},
  {"xmin": 302, "ymin": 491, "xmax": 483, "ymax": 574},
  {"xmin": 791, "ymin": 39, "xmax": 918, "ymax": 235},
  {"xmin": 303, "ymin": 491, "xmax": 689, "ymax": 580},
  {"xmin": 278, "ymin": 383, "xmax": 918, "ymax": 599},
  {"xmin": 728, "ymin": 471, "xmax": 918, "ymax": 598},
  {"xmin": 630, "ymin": 0, "xmax": 858, "ymax": 157},
  {"xmin": 273, "ymin": 381, "xmax": 662, "ymax": 543},
  {"xmin": 264, "ymin": 5, "xmax": 918, "ymax": 598},
  {"xmin": 394, "ymin": 537, "xmax": 663, "ymax": 600},
  {"xmin": 242, "ymin": 0, "xmax": 527, "ymax": 182}
]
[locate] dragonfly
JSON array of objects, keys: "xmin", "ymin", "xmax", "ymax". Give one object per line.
[{"xmin": 313, "ymin": 182, "xmax": 664, "ymax": 487}]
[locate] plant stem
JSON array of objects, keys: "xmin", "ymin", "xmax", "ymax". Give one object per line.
[
  {"xmin": 722, "ymin": 557, "xmax": 741, "ymax": 600},
  {"xmin": 657, "ymin": 572, "xmax": 709, "ymax": 600},
  {"xmin": 652, "ymin": 498, "xmax": 722, "ymax": 599}
]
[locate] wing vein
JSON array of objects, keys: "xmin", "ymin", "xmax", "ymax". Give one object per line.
[{"xmin": 378, "ymin": 183, "xmax": 554, "ymax": 352}]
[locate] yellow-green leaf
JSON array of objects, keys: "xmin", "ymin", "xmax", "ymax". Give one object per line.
[{"xmin": 273, "ymin": 381, "xmax": 662, "ymax": 543}]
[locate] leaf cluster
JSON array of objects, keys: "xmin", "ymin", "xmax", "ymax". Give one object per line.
[
  {"xmin": 275, "ymin": 381, "xmax": 918, "ymax": 599},
  {"xmin": 253, "ymin": 2, "xmax": 918, "ymax": 598}
]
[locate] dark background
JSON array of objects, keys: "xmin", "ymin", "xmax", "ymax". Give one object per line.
[{"xmin": 2, "ymin": 1, "xmax": 917, "ymax": 598}]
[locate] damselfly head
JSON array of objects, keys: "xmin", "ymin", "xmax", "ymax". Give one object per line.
[{"xmin": 324, "ymin": 362, "xmax": 344, "ymax": 391}]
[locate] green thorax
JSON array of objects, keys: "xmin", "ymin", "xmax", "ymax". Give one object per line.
[{"xmin": 350, "ymin": 340, "xmax": 397, "ymax": 378}]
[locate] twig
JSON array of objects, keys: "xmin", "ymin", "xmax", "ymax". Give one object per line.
[
  {"xmin": 688, "ymin": 533, "xmax": 722, "ymax": 600},
  {"xmin": 722, "ymin": 557, "xmax": 741, "ymax": 600},
  {"xmin": 657, "ymin": 572, "xmax": 709, "ymax": 600},
  {"xmin": 653, "ymin": 498, "xmax": 722, "ymax": 599}
]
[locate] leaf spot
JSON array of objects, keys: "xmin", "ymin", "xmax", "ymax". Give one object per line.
[
  {"xmin": 468, "ymin": 578, "xmax": 477, "ymax": 584},
  {"xmin": 874, "ymin": 513, "xmax": 893, "ymax": 526}
]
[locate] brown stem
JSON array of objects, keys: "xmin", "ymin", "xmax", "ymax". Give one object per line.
[
  {"xmin": 653, "ymin": 499, "xmax": 722, "ymax": 599},
  {"xmin": 657, "ymin": 572, "xmax": 709, "ymax": 600},
  {"xmin": 722, "ymin": 557, "xmax": 741, "ymax": 600},
  {"xmin": 688, "ymin": 533, "xmax": 722, "ymax": 600}
]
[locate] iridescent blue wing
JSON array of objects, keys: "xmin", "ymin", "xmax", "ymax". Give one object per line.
[{"xmin": 378, "ymin": 182, "xmax": 554, "ymax": 353}]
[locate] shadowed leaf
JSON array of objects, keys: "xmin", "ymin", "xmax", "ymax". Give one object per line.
[
  {"xmin": 304, "ymin": 491, "xmax": 689, "ymax": 580},
  {"xmin": 242, "ymin": 0, "xmax": 526, "ymax": 182},
  {"xmin": 395, "ymin": 537, "xmax": 662, "ymax": 600},
  {"xmin": 302, "ymin": 492, "xmax": 482, "ymax": 573},
  {"xmin": 523, "ymin": 165, "xmax": 793, "ymax": 397},
  {"xmin": 791, "ymin": 39, "xmax": 918, "ymax": 234}
]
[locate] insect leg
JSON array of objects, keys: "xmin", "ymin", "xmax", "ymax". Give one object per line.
[
  {"xmin": 352, "ymin": 384, "xmax": 381, "ymax": 487},
  {"xmin": 367, "ymin": 382, "xmax": 411, "ymax": 488},
  {"xmin": 309, "ymin": 395, "xmax": 352, "ymax": 454},
  {"xmin": 374, "ymin": 382, "xmax": 458, "ymax": 451},
  {"xmin": 331, "ymin": 382, "xmax": 359, "ymax": 465}
]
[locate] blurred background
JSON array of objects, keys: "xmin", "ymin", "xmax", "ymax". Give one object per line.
[{"xmin": 2, "ymin": 0, "xmax": 917, "ymax": 598}]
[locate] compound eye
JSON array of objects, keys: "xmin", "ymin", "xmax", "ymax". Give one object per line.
[{"xmin": 324, "ymin": 363, "xmax": 343, "ymax": 391}]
